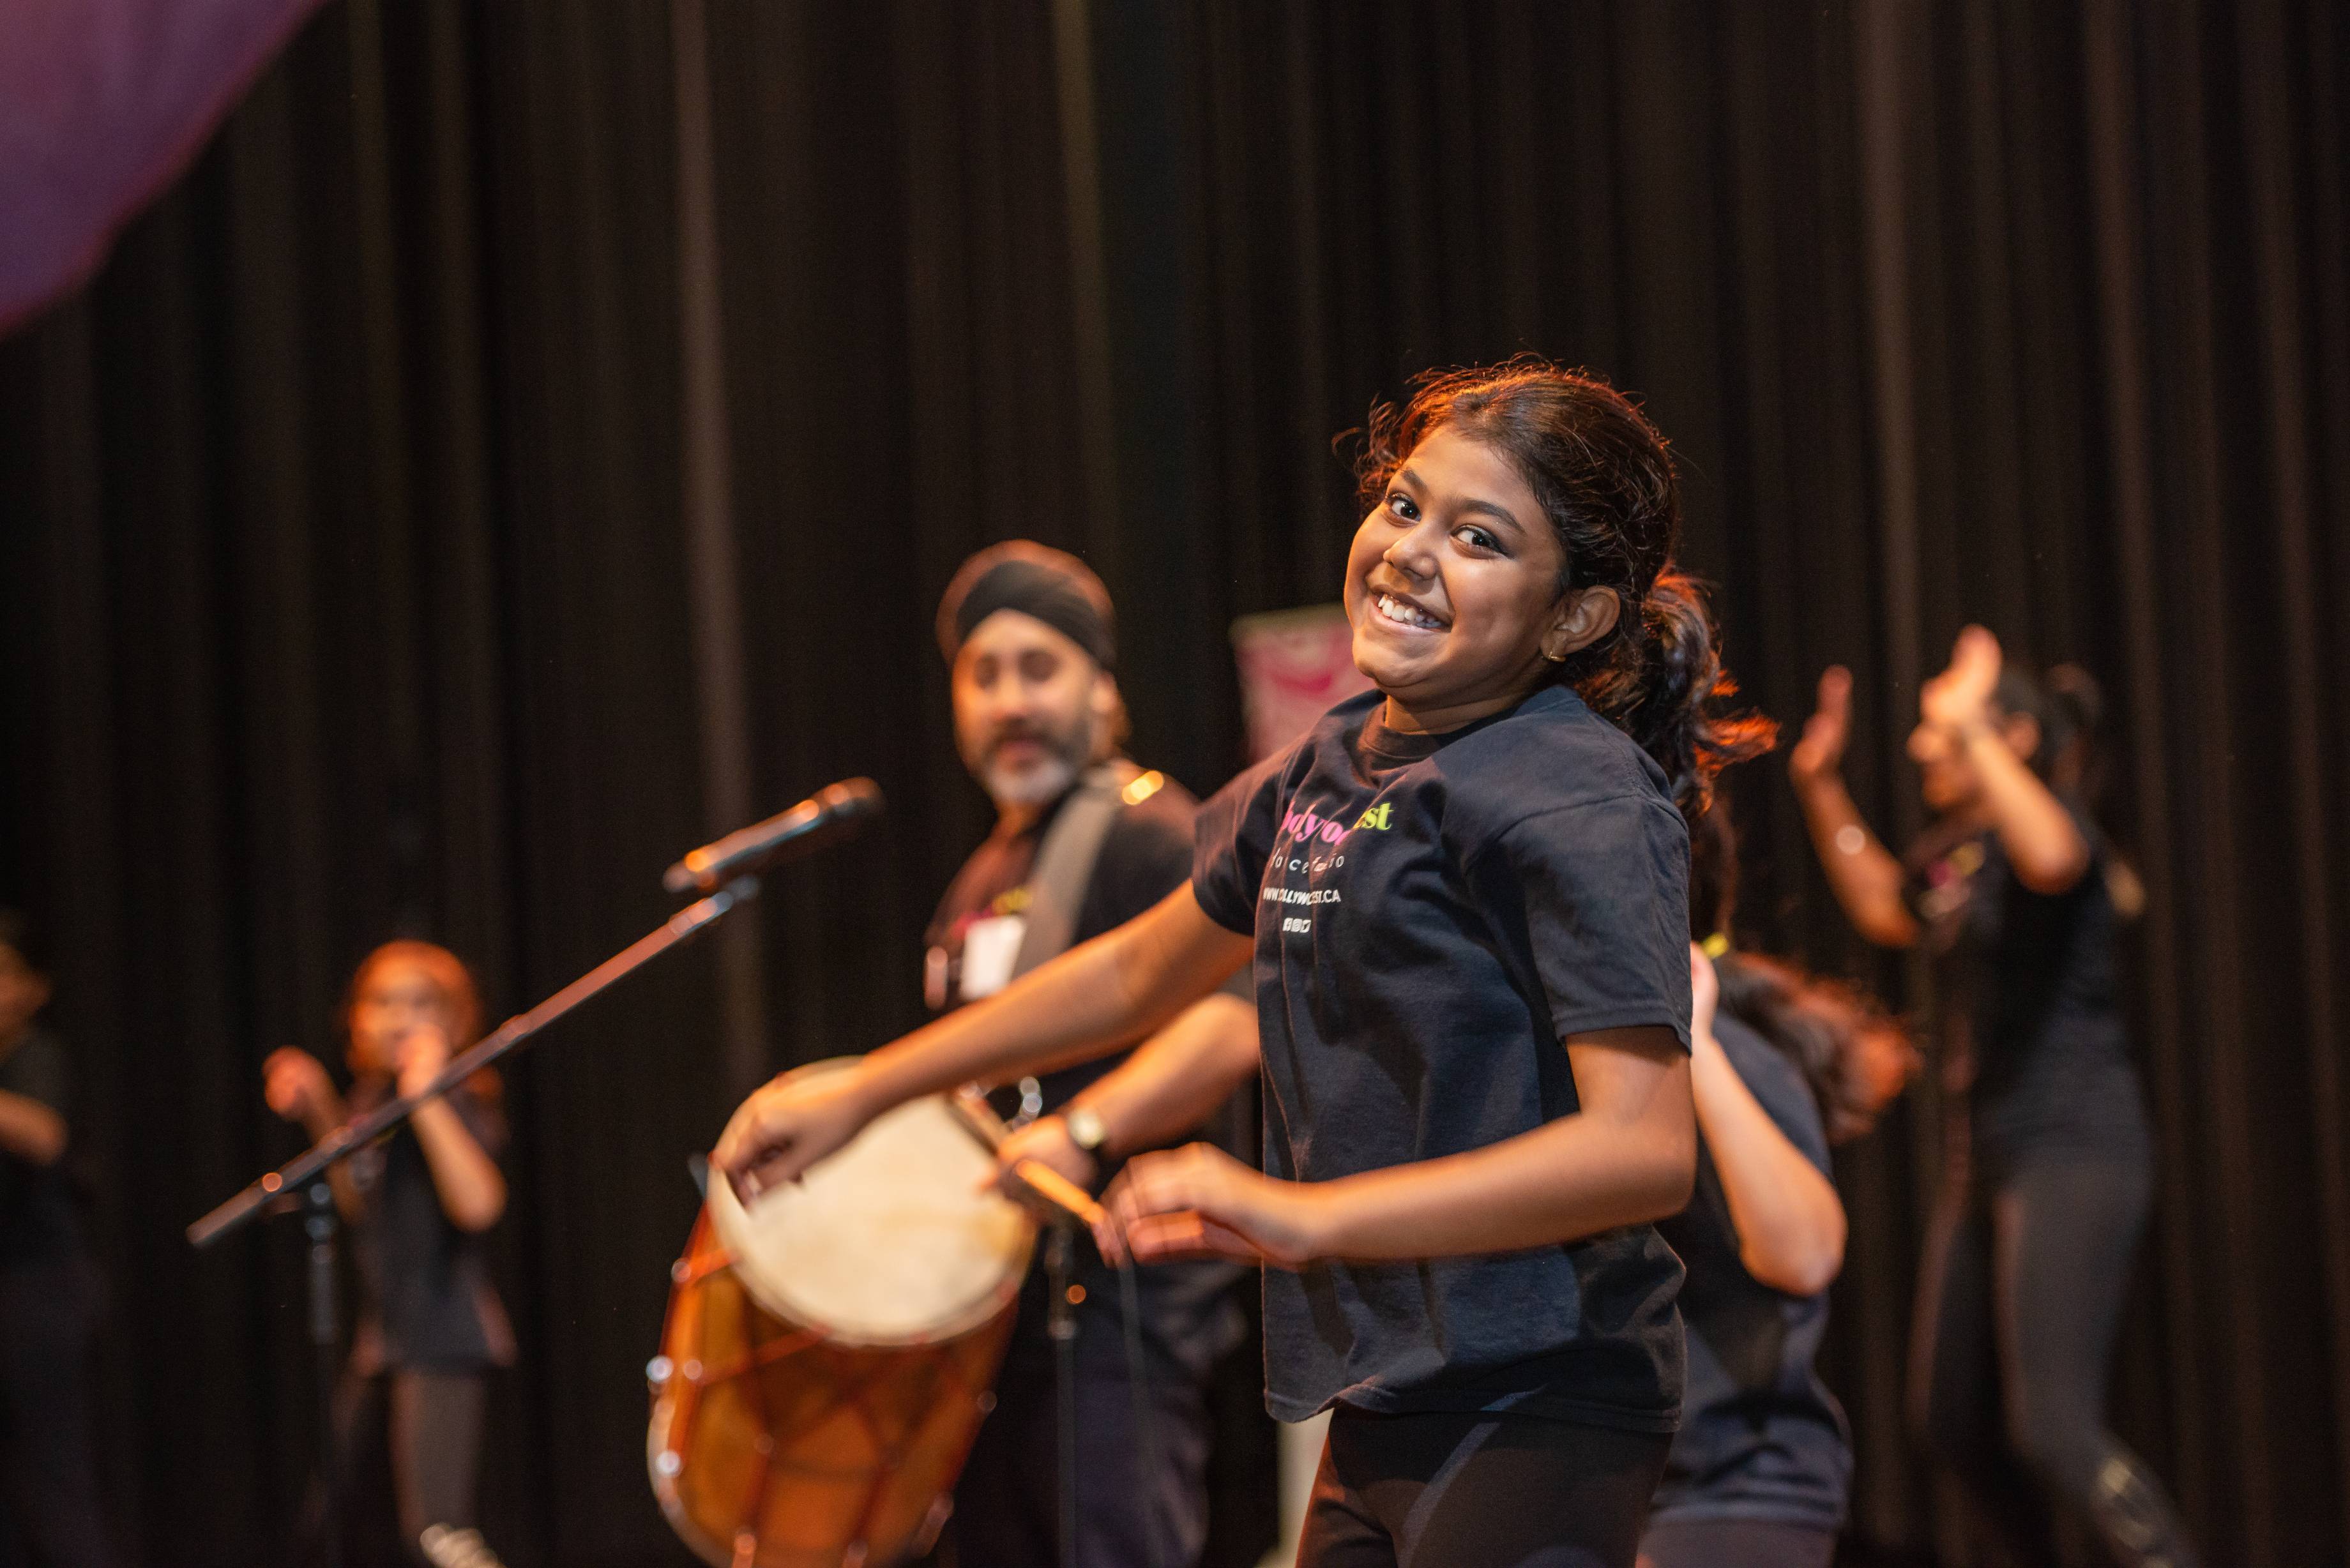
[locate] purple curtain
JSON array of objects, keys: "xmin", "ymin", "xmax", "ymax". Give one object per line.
[{"xmin": 0, "ymin": 0, "xmax": 325, "ymax": 334}]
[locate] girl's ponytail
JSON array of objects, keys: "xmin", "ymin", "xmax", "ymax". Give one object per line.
[
  {"xmin": 1580, "ymin": 568, "xmax": 1775, "ymax": 826},
  {"xmin": 1715, "ymin": 952, "xmax": 1920, "ymax": 1145},
  {"xmin": 2038, "ymin": 662, "xmax": 2105, "ymax": 803}
]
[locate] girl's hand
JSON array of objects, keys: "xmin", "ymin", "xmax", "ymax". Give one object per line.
[
  {"xmin": 1688, "ymin": 943, "xmax": 1720, "ymax": 1047},
  {"xmin": 713, "ymin": 1063, "xmax": 878, "ymax": 1201},
  {"xmin": 1096, "ymin": 1143, "xmax": 1323, "ymax": 1269},
  {"xmin": 263, "ymin": 1048, "xmax": 333, "ymax": 1126},
  {"xmin": 1788, "ymin": 667, "xmax": 1854, "ymax": 788},
  {"xmin": 990, "ymin": 1115, "xmax": 1099, "ymax": 1217},
  {"xmin": 395, "ymin": 1026, "xmax": 451, "ymax": 1101},
  {"xmin": 1919, "ymin": 625, "xmax": 2003, "ymax": 736}
]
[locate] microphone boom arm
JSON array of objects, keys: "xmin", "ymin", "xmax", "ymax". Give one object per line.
[{"xmin": 190, "ymin": 877, "xmax": 760, "ymax": 1249}]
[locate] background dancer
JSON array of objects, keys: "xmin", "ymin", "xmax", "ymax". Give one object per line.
[
  {"xmin": 1789, "ymin": 628, "xmax": 2199, "ymax": 1566},
  {"xmin": 263, "ymin": 941, "xmax": 512, "ymax": 1567},
  {"xmin": 721, "ymin": 361, "xmax": 1770, "ymax": 1568},
  {"xmin": 1637, "ymin": 812, "xmax": 1917, "ymax": 1568},
  {"xmin": 0, "ymin": 912, "xmax": 119, "ymax": 1568}
]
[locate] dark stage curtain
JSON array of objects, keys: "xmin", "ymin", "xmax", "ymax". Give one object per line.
[{"xmin": 1, "ymin": 3, "xmax": 2344, "ymax": 1565}]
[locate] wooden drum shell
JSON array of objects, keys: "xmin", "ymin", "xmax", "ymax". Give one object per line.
[{"xmin": 649, "ymin": 1210, "xmax": 1019, "ymax": 1568}]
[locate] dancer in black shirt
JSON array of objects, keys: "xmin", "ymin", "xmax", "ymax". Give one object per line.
[
  {"xmin": 718, "ymin": 361, "xmax": 1772, "ymax": 1567},
  {"xmin": 1790, "ymin": 629, "xmax": 2199, "ymax": 1567},
  {"xmin": 1639, "ymin": 815, "xmax": 1917, "ymax": 1568},
  {"xmin": 266, "ymin": 941, "xmax": 511, "ymax": 1566},
  {"xmin": 0, "ymin": 912, "xmax": 119, "ymax": 1568}
]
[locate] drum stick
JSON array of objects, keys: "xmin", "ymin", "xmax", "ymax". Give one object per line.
[
  {"xmin": 946, "ymin": 1088, "xmax": 1108, "ymax": 1231},
  {"xmin": 1011, "ymin": 1159, "xmax": 1109, "ymax": 1232},
  {"xmin": 946, "ymin": 1085, "xmax": 1010, "ymax": 1151}
]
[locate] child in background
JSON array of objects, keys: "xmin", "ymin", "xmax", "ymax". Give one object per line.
[
  {"xmin": 1638, "ymin": 812, "xmax": 1918, "ymax": 1568},
  {"xmin": 265, "ymin": 940, "xmax": 510, "ymax": 1567}
]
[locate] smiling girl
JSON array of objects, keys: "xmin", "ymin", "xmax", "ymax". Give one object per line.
[{"xmin": 716, "ymin": 361, "xmax": 1768, "ymax": 1567}]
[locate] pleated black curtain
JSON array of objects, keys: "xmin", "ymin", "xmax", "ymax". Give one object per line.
[{"xmin": 0, "ymin": 3, "xmax": 2342, "ymax": 1566}]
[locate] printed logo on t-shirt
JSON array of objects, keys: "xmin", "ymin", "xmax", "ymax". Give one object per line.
[
  {"xmin": 1262, "ymin": 794, "xmax": 1395, "ymax": 935},
  {"xmin": 1275, "ymin": 798, "xmax": 1394, "ymax": 852}
]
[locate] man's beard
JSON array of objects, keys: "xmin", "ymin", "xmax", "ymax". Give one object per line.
[{"xmin": 976, "ymin": 716, "xmax": 1096, "ymax": 808}]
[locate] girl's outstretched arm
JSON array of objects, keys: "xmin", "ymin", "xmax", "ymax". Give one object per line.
[
  {"xmin": 1957, "ymin": 726, "xmax": 2090, "ymax": 893},
  {"xmin": 715, "ymin": 884, "xmax": 1252, "ymax": 1197},
  {"xmin": 0, "ymin": 1089, "xmax": 64, "ymax": 1167},
  {"xmin": 1789, "ymin": 666, "xmax": 1917, "ymax": 948},
  {"xmin": 1685, "ymin": 947, "xmax": 1845, "ymax": 1297},
  {"xmin": 1925, "ymin": 629, "xmax": 2089, "ymax": 894},
  {"xmin": 398, "ymin": 1029, "xmax": 506, "ymax": 1233},
  {"xmin": 1099, "ymin": 1025, "xmax": 1694, "ymax": 1266},
  {"xmin": 264, "ymin": 1047, "xmax": 363, "ymax": 1221},
  {"xmin": 990, "ymin": 990, "xmax": 1259, "ymax": 1197}
]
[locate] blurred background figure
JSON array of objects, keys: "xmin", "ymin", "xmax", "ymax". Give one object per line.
[
  {"xmin": 1789, "ymin": 629, "xmax": 2199, "ymax": 1567},
  {"xmin": 1639, "ymin": 810, "xmax": 1918, "ymax": 1568},
  {"xmin": 918, "ymin": 541, "xmax": 1266, "ymax": 1568},
  {"xmin": 264, "ymin": 941, "xmax": 511, "ymax": 1568},
  {"xmin": 0, "ymin": 912, "xmax": 118, "ymax": 1568}
]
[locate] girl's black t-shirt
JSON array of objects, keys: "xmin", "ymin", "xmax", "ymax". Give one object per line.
[
  {"xmin": 1651, "ymin": 1012, "xmax": 1849, "ymax": 1530},
  {"xmin": 345, "ymin": 1077, "xmax": 517, "ymax": 1373},
  {"xmin": 1192, "ymin": 686, "xmax": 1693, "ymax": 1430},
  {"xmin": 1905, "ymin": 798, "xmax": 2145, "ymax": 1162}
]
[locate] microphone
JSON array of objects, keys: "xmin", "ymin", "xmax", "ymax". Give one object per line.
[{"xmin": 662, "ymin": 778, "xmax": 883, "ymax": 893}]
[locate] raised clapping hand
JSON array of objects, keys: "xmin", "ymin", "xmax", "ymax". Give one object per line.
[
  {"xmin": 263, "ymin": 1047, "xmax": 336, "ymax": 1129},
  {"xmin": 1787, "ymin": 666, "xmax": 1853, "ymax": 789},
  {"xmin": 1918, "ymin": 624, "xmax": 2003, "ymax": 736},
  {"xmin": 1094, "ymin": 1142, "xmax": 1321, "ymax": 1269},
  {"xmin": 711, "ymin": 1064, "xmax": 877, "ymax": 1202}
]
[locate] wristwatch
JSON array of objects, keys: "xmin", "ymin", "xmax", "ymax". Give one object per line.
[{"xmin": 1064, "ymin": 1105, "xmax": 1109, "ymax": 1157}]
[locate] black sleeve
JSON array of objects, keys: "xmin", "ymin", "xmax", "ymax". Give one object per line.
[
  {"xmin": 1190, "ymin": 752, "xmax": 1289, "ymax": 936},
  {"xmin": 0, "ymin": 1034, "xmax": 70, "ymax": 1119},
  {"xmin": 1073, "ymin": 792, "xmax": 1201, "ymax": 940},
  {"xmin": 1476, "ymin": 793, "xmax": 1694, "ymax": 1048}
]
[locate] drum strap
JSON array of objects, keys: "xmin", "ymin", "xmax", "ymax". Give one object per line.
[
  {"xmin": 1012, "ymin": 759, "xmax": 1144, "ymax": 979},
  {"xmin": 1005, "ymin": 760, "xmax": 1176, "ymax": 1568}
]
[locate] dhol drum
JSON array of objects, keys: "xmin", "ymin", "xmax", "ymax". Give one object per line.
[{"xmin": 649, "ymin": 1060, "xmax": 1035, "ymax": 1568}]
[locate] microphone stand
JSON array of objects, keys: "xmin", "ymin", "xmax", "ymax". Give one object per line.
[
  {"xmin": 189, "ymin": 874, "xmax": 763, "ymax": 1560},
  {"xmin": 946, "ymin": 1091, "xmax": 1096, "ymax": 1568},
  {"xmin": 1045, "ymin": 1225, "xmax": 1079, "ymax": 1568},
  {"xmin": 301, "ymin": 1177, "xmax": 343, "ymax": 1568}
]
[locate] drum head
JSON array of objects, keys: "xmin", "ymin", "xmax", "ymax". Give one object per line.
[{"xmin": 708, "ymin": 1059, "xmax": 1033, "ymax": 1347}]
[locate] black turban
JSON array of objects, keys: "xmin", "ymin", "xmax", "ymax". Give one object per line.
[{"xmin": 936, "ymin": 540, "xmax": 1116, "ymax": 670}]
